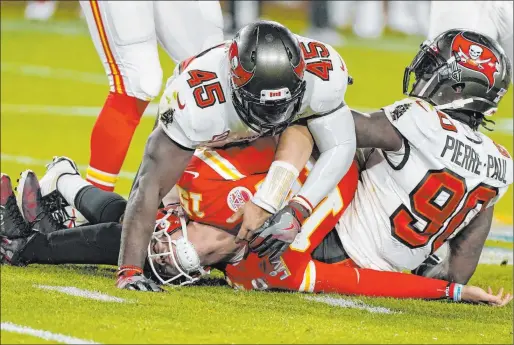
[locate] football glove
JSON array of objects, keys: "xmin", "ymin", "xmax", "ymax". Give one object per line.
[
  {"xmin": 116, "ymin": 265, "xmax": 164, "ymax": 292},
  {"xmin": 249, "ymin": 200, "xmax": 310, "ymax": 263}
]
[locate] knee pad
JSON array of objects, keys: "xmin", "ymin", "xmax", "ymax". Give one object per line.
[
  {"xmin": 122, "ymin": 60, "xmax": 162, "ymax": 101},
  {"xmin": 75, "ymin": 186, "xmax": 127, "ymax": 224},
  {"xmin": 136, "ymin": 63, "xmax": 163, "ymax": 100}
]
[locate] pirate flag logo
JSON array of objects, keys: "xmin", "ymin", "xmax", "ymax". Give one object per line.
[{"xmin": 451, "ymin": 33, "xmax": 499, "ymax": 90}]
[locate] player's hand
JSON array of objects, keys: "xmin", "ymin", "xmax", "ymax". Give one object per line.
[
  {"xmin": 248, "ymin": 200, "xmax": 310, "ymax": 262},
  {"xmin": 229, "ymin": 201, "xmax": 272, "ymax": 244},
  {"xmin": 461, "ymin": 286, "xmax": 512, "ymax": 306},
  {"xmin": 116, "ymin": 265, "xmax": 164, "ymax": 292}
]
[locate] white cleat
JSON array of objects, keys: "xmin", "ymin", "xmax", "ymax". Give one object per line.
[{"xmin": 39, "ymin": 156, "xmax": 80, "ymax": 197}]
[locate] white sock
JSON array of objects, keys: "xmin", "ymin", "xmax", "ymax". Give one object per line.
[{"xmin": 57, "ymin": 174, "xmax": 92, "ymax": 208}]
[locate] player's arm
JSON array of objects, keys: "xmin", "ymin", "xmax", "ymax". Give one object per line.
[
  {"xmin": 247, "ymin": 104, "xmax": 358, "ymax": 261},
  {"xmin": 117, "ymin": 126, "xmax": 194, "ymax": 291},
  {"xmin": 309, "ymin": 260, "xmax": 511, "ymax": 306},
  {"xmin": 351, "ymin": 109, "xmax": 403, "ymax": 151},
  {"xmin": 414, "ymin": 207, "xmax": 494, "ymax": 285},
  {"xmin": 232, "ymin": 124, "xmax": 313, "ymax": 243},
  {"xmin": 295, "ymin": 103, "xmax": 357, "ymax": 211}
]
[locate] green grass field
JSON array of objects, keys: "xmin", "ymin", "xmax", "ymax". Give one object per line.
[{"xmin": 1, "ymin": 3, "xmax": 513, "ymax": 344}]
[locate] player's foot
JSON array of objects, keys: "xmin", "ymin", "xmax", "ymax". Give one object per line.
[
  {"xmin": 39, "ymin": 156, "xmax": 86, "ymax": 227},
  {"xmin": 39, "ymin": 156, "xmax": 80, "ymax": 198},
  {"xmin": 0, "ymin": 174, "xmax": 32, "ymax": 238},
  {"xmin": 24, "ymin": 0, "xmax": 57, "ymax": 21},
  {"xmin": 1, "ymin": 232, "xmax": 42, "ymax": 266},
  {"xmin": 17, "ymin": 170, "xmax": 65, "ymax": 234}
]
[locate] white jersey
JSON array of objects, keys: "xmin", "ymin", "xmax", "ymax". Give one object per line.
[
  {"xmin": 157, "ymin": 35, "xmax": 350, "ymax": 149},
  {"xmin": 337, "ymin": 98, "xmax": 513, "ymax": 271}
]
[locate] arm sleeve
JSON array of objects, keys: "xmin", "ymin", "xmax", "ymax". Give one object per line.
[
  {"xmin": 312, "ymin": 260, "xmax": 455, "ymax": 300},
  {"xmin": 297, "ymin": 105, "xmax": 356, "ymax": 208}
]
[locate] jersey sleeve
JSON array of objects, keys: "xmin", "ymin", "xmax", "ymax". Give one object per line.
[
  {"xmin": 382, "ymin": 98, "xmax": 440, "ymax": 148},
  {"xmin": 157, "ymin": 75, "xmax": 226, "ymax": 149},
  {"xmin": 296, "ymin": 41, "xmax": 350, "ymax": 122},
  {"xmin": 309, "ymin": 45, "xmax": 349, "ymax": 114}
]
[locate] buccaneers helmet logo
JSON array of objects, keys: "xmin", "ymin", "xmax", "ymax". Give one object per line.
[
  {"xmin": 228, "ymin": 41, "xmax": 255, "ymax": 88},
  {"xmin": 451, "ymin": 33, "xmax": 499, "ymax": 90}
]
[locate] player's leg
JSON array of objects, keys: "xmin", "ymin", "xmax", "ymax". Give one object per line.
[
  {"xmin": 0, "ymin": 172, "xmax": 118, "ymax": 266},
  {"xmin": 153, "ymin": 0, "xmax": 224, "ymax": 63},
  {"xmin": 79, "ymin": 1, "xmax": 163, "ymax": 191},
  {"xmin": 2, "ymin": 222, "xmax": 122, "ymax": 266},
  {"xmin": 353, "ymin": 1, "xmax": 385, "ymax": 39},
  {"xmin": 427, "ymin": 1, "xmax": 499, "ymax": 40},
  {"xmin": 18, "ymin": 157, "xmax": 127, "ymax": 229},
  {"xmin": 496, "ymin": 1, "xmax": 513, "ymax": 75}
]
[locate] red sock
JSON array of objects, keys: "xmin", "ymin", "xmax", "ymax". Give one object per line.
[{"xmin": 87, "ymin": 92, "xmax": 149, "ymax": 191}]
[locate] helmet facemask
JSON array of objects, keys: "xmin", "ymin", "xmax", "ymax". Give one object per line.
[
  {"xmin": 147, "ymin": 209, "xmax": 209, "ymax": 286},
  {"xmin": 232, "ymin": 80, "xmax": 306, "ymax": 137}
]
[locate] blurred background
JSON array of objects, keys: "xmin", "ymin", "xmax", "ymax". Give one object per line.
[{"xmin": 1, "ymin": 1, "xmax": 512, "ymax": 244}]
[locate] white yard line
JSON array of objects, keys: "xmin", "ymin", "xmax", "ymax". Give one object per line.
[
  {"xmin": 1, "ymin": 63, "xmax": 106, "ymax": 85},
  {"xmin": 35, "ymin": 285, "xmax": 130, "ymax": 303},
  {"xmin": 479, "ymin": 247, "xmax": 513, "ymax": 265},
  {"xmin": 305, "ymin": 296, "xmax": 396, "ymax": 314},
  {"xmin": 1, "ymin": 322, "xmax": 100, "ymax": 344},
  {"xmin": 1, "ymin": 103, "xmax": 160, "ymax": 118},
  {"xmin": 0, "ymin": 153, "xmax": 136, "ymax": 180}
]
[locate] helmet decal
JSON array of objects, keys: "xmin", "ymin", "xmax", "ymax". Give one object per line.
[
  {"xmin": 229, "ymin": 41, "xmax": 254, "ymax": 88},
  {"xmin": 293, "ymin": 49, "xmax": 306, "ymax": 79},
  {"xmin": 451, "ymin": 33, "xmax": 499, "ymax": 90}
]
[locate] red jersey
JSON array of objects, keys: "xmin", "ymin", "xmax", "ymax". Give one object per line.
[
  {"xmin": 176, "ymin": 136, "xmax": 310, "ymax": 232},
  {"xmin": 174, "ymin": 139, "xmax": 459, "ymax": 301}
]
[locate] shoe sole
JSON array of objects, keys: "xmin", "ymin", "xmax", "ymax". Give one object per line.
[
  {"xmin": 16, "ymin": 170, "xmax": 38, "ymax": 223},
  {"xmin": 1, "ymin": 174, "xmax": 13, "ymax": 205}
]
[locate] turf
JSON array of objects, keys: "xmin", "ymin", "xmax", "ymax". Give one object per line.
[
  {"xmin": 1, "ymin": 3, "xmax": 513, "ymax": 344},
  {"xmin": 1, "ymin": 265, "xmax": 513, "ymax": 344}
]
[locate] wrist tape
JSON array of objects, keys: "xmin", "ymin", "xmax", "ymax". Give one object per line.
[{"xmin": 252, "ymin": 161, "xmax": 299, "ymax": 214}]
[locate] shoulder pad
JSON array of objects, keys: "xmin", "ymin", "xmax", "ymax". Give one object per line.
[
  {"xmin": 158, "ymin": 75, "xmax": 227, "ymax": 145},
  {"xmin": 179, "ymin": 42, "xmax": 229, "ymax": 75},
  {"xmin": 383, "ymin": 98, "xmax": 443, "ymax": 126},
  {"xmin": 296, "ymin": 35, "xmax": 349, "ymax": 114}
]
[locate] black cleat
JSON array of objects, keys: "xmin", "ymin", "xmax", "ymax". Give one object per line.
[
  {"xmin": 1, "ymin": 232, "xmax": 42, "ymax": 266},
  {"xmin": 17, "ymin": 170, "xmax": 65, "ymax": 234},
  {"xmin": 0, "ymin": 174, "xmax": 31, "ymax": 238}
]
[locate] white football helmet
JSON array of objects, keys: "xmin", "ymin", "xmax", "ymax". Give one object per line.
[{"xmin": 147, "ymin": 205, "xmax": 210, "ymax": 286}]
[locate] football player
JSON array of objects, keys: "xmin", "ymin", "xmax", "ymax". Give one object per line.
[
  {"xmin": 79, "ymin": 1, "xmax": 224, "ymax": 191},
  {"xmin": 327, "ymin": 29, "xmax": 512, "ymax": 284},
  {"xmin": 119, "ymin": 20, "xmax": 357, "ymax": 290},
  {"xmin": 0, "ymin": 152, "xmax": 511, "ymax": 305}
]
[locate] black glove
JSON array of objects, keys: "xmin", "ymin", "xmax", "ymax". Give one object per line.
[
  {"xmin": 116, "ymin": 265, "xmax": 164, "ymax": 292},
  {"xmin": 249, "ymin": 200, "xmax": 310, "ymax": 263}
]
